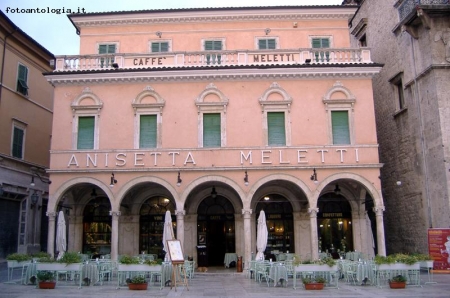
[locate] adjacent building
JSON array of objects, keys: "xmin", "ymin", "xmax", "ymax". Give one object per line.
[
  {"xmin": 45, "ymin": 5, "xmax": 385, "ymax": 265},
  {"xmin": 349, "ymin": 0, "xmax": 450, "ymax": 254},
  {"xmin": 0, "ymin": 11, "xmax": 54, "ymax": 258}
]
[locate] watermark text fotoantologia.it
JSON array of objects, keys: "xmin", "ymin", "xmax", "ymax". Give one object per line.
[{"xmin": 5, "ymin": 7, "xmax": 86, "ymax": 14}]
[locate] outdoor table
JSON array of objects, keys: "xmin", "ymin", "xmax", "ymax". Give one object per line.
[
  {"xmin": 268, "ymin": 263, "xmax": 288, "ymax": 287},
  {"xmin": 356, "ymin": 262, "xmax": 375, "ymax": 285},
  {"xmin": 224, "ymin": 253, "xmax": 237, "ymax": 268},
  {"xmin": 81, "ymin": 263, "xmax": 99, "ymax": 286},
  {"xmin": 22, "ymin": 262, "xmax": 36, "ymax": 285}
]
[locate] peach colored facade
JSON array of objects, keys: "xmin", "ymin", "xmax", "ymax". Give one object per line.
[
  {"xmin": 0, "ymin": 11, "xmax": 54, "ymax": 257},
  {"xmin": 46, "ymin": 6, "xmax": 385, "ymax": 264}
]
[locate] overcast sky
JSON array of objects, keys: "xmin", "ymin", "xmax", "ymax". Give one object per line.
[{"xmin": 1, "ymin": 0, "xmax": 343, "ymax": 56}]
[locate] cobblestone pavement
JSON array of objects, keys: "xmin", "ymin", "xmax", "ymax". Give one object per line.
[{"xmin": 1, "ymin": 262, "xmax": 449, "ymax": 298}]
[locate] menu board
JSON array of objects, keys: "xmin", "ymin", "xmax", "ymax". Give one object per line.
[{"xmin": 428, "ymin": 228, "xmax": 450, "ymax": 271}]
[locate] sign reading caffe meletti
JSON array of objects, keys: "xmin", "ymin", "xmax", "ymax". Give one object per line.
[{"xmin": 60, "ymin": 147, "xmax": 376, "ymax": 169}]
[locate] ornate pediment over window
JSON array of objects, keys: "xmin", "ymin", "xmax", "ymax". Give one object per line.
[
  {"xmin": 322, "ymin": 81, "xmax": 356, "ymax": 111},
  {"xmin": 132, "ymin": 85, "xmax": 166, "ymax": 115},
  {"xmin": 71, "ymin": 87, "xmax": 103, "ymax": 117},
  {"xmin": 258, "ymin": 82, "xmax": 292, "ymax": 113},
  {"xmin": 195, "ymin": 83, "xmax": 229, "ymax": 114}
]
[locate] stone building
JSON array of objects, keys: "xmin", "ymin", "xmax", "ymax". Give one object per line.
[
  {"xmin": 0, "ymin": 11, "xmax": 54, "ymax": 258},
  {"xmin": 349, "ymin": 0, "xmax": 450, "ymax": 254},
  {"xmin": 44, "ymin": 5, "xmax": 386, "ymax": 264}
]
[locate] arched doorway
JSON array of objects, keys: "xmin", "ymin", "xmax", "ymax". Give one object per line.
[
  {"xmin": 82, "ymin": 195, "xmax": 112, "ymax": 257},
  {"xmin": 197, "ymin": 192, "xmax": 235, "ymax": 266},
  {"xmin": 317, "ymin": 193, "xmax": 353, "ymax": 258},
  {"xmin": 139, "ymin": 196, "xmax": 176, "ymax": 259},
  {"xmin": 255, "ymin": 194, "xmax": 294, "ymax": 259}
]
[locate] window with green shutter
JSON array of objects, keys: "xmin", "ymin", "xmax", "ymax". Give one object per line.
[
  {"xmin": 267, "ymin": 112, "xmax": 286, "ymax": 146},
  {"xmin": 12, "ymin": 126, "xmax": 24, "ymax": 159},
  {"xmin": 203, "ymin": 113, "xmax": 221, "ymax": 147},
  {"xmin": 312, "ymin": 38, "xmax": 330, "ymax": 62},
  {"xmin": 139, "ymin": 115, "xmax": 157, "ymax": 148},
  {"xmin": 258, "ymin": 39, "xmax": 276, "ymax": 50},
  {"xmin": 77, "ymin": 116, "xmax": 95, "ymax": 149},
  {"xmin": 98, "ymin": 44, "xmax": 116, "ymax": 68},
  {"xmin": 151, "ymin": 42, "xmax": 169, "ymax": 52},
  {"xmin": 204, "ymin": 40, "xmax": 222, "ymax": 65},
  {"xmin": 331, "ymin": 111, "xmax": 350, "ymax": 144},
  {"xmin": 17, "ymin": 64, "xmax": 28, "ymax": 96}
]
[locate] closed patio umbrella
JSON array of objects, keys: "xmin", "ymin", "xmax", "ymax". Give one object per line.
[
  {"xmin": 56, "ymin": 210, "xmax": 67, "ymax": 260},
  {"xmin": 255, "ymin": 210, "xmax": 268, "ymax": 261},
  {"xmin": 162, "ymin": 210, "xmax": 175, "ymax": 261}
]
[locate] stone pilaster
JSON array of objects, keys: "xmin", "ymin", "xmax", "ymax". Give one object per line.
[
  {"xmin": 110, "ymin": 211, "xmax": 121, "ymax": 261},
  {"xmin": 308, "ymin": 208, "xmax": 319, "ymax": 260},
  {"xmin": 373, "ymin": 206, "xmax": 386, "ymax": 256},
  {"xmin": 242, "ymin": 208, "xmax": 252, "ymax": 264},
  {"xmin": 46, "ymin": 212, "xmax": 57, "ymax": 257},
  {"xmin": 176, "ymin": 210, "xmax": 185, "ymax": 250}
]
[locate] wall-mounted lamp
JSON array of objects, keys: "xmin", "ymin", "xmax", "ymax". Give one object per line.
[
  {"xmin": 310, "ymin": 168, "xmax": 318, "ymax": 184},
  {"xmin": 177, "ymin": 171, "xmax": 182, "ymax": 187},
  {"xmin": 30, "ymin": 170, "xmax": 51, "ymax": 186},
  {"xmin": 110, "ymin": 173, "xmax": 117, "ymax": 187},
  {"xmin": 30, "ymin": 191, "xmax": 41, "ymax": 210},
  {"xmin": 265, "ymin": 28, "xmax": 271, "ymax": 35},
  {"xmin": 334, "ymin": 184, "xmax": 341, "ymax": 195},
  {"xmin": 396, "ymin": 181, "xmax": 402, "ymax": 186},
  {"xmin": 244, "ymin": 170, "xmax": 249, "ymax": 186},
  {"xmin": 264, "ymin": 196, "xmax": 270, "ymax": 201},
  {"xmin": 156, "ymin": 31, "xmax": 162, "ymax": 38},
  {"xmin": 305, "ymin": 58, "xmax": 311, "ymax": 64},
  {"xmin": 112, "ymin": 63, "xmax": 119, "ymax": 69},
  {"xmin": 211, "ymin": 186, "xmax": 217, "ymax": 199}
]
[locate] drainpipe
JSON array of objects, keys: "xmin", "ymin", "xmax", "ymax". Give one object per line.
[
  {"xmin": 0, "ymin": 27, "xmax": 18, "ymax": 105},
  {"xmin": 410, "ymin": 35, "xmax": 433, "ymax": 228}
]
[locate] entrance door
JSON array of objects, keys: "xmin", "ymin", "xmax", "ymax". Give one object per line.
[{"xmin": 207, "ymin": 221, "xmax": 226, "ymax": 266}]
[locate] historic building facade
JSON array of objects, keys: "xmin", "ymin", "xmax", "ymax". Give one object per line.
[
  {"xmin": 45, "ymin": 5, "xmax": 385, "ymax": 265},
  {"xmin": 0, "ymin": 11, "xmax": 54, "ymax": 258},
  {"xmin": 349, "ymin": 0, "xmax": 450, "ymax": 254}
]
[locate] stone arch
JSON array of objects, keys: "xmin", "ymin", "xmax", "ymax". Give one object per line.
[
  {"xmin": 132, "ymin": 85, "xmax": 166, "ymax": 115},
  {"xmin": 259, "ymin": 82, "xmax": 293, "ymax": 105},
  {"xmin": 71, "ymin": 87, "xmax": 103, "ymax": 113}
]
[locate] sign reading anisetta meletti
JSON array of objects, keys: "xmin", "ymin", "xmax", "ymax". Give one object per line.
[{"xmin": 52, "ymin": 146, "xmax": 380, "ymax": 169}]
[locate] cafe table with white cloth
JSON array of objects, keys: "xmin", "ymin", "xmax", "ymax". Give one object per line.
[
  {"xmin": 224, "ymin": 253, "xmax": 237, "ymax": 268},
  {"xmin": 268, "ymin": 262, "xmax": 288, "ymax": 287}
]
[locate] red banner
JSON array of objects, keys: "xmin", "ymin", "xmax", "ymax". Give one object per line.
[{"xmin": 428, "ymin": 228, "xmax": 450, "ymax": 270}]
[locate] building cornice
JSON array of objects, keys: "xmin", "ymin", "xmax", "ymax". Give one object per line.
[{"xmin": 46, "ymin": 66, "xmax": 382, "ymax": 85}]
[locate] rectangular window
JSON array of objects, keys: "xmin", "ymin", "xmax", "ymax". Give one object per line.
[
  {"xmin": 203, "ymin": 113, "xmax": 221, "ymax": 147},
  {"xmin": 98, "ymin": 44, "xmax": 116, "ymax": 68},
  {"xmin": 12, "ymin": 126, "xmax": 25, "ymax": 159},
  {"xmin": 267, "ymin": 112, "xmax": 286, "ymax": 146},
  {"xmin": 77, "ymin": 116, "xmax": 95, "ymax": 149},
  {"xmin": 312, "ymin": 38, "xmax": 330, "ymax": 62},
  {"xmin": 151, "ymin": 42, "xmax": 169, "ymax": 52},
  {"xmin": 139, "ymin": 115, "xmax": 157, "ymax": 148},
  {"xmin": 395, "ymin": 79, "xmax": 405, "ymax": 110},
  {"xmin": 331, "ymin": 111, "xmax": 350, "ymax": 144},
  {"xmin": 17, "ymin": 64, "xmax": 29, "ymax": 96},
  {"xmin": 204, "ymin": 40, "xmax": 222, "ymax": 65},
  {"xmin": 258, "ymin": 39, "xmax": 276, "ymax": 50}
]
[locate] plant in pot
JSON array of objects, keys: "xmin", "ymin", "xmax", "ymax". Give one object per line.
[
  {"xmin": 36, "ymin": 271, "xmax": 56, "ymax": 289},
  {"xmin": 389, "ymin": 275, "xmax": 407, "ymax": 289},
  {"xmin": 127, "ymin": 275, "xmax": 148, "ymax": 290},
  {"xmin": 302, "ymin": 276, "xmax": 326, "ymax": 290}
]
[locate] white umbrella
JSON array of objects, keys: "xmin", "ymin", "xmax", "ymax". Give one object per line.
[
  {"xmin": 255, "ymin": 210, "xmax": 268, "ymax": 261},
  {"xmin": 56, "ymin": 210, "xmax": 67, "ymax": 260},
  {"xmin": 365, "ymin": 212, "xmax": 375, "ymax": 259},
  {"xmin": 162, "ymin": 210, "xmax": 175, "ymax": 261}
]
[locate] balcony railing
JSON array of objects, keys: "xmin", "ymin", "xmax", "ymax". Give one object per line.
[
  {"xmin": 398, "ymin": 0, "xmax": 449, "ymax": 23},
  {"xmin": 54, "ymin": 48, "xmax": 373, "ymax": 72}
]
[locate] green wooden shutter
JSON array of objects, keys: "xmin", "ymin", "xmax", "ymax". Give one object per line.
[
  {"xmin": 77, "ymin": 116, "xmax": 95, "ymax": 149},
  {"xmin": 151, "ymin": 42, "xmax": 169, "ymax": 52},
  {"xmin": 268, "ymin": 112, "xmax": 286, "ymax": 146},
  {"xmin": 331, "ymin": 111, "xmax": 350, "ymax": 144},
  {"xmin": 267, "ymin": 39, "xmax": 276, "ymax": 49},
  {"xmin": 12, "ymin": 126, "xmax": 24, "ymax": 158},
  {"xmin": 160, "ymin": 42, "xmax": 169, "ymax": 52},
  {"xmin": 99, "ymin": 44, "xmax": 116, "ymax": 67},
  {"xmin": 203, "ymin": 113, "xmax": 221, "ymax": 147},
  {"xmin": 258, "ymin": 39, "xmax": 267, "ymax": 49},
  {"xmin": 258, "ymin": 39, "xmax": 276, "ymax": 50},
  {"xmin": 17, "ymin": 64, "xmax": 28, "ymax": 95},
  {"xmin": 140, "ymin": 115, "xmax": 157, "ymax": 148}
]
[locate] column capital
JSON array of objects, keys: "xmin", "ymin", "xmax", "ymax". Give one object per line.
[
  {"xmin": 46, "ymin": 211, "xmax": 57, "ymax": 218},
  {"xmin": 308, "ymin": 208, "xmax": 319, "ymax": 214},
  {"xmin": 109, "ymin": 211, "xmax": 121, "ymax": 217},
  {"xmin": 175, "ymin": 210, "xmax": 186, "ymax": 216},
  {"xmin": 373, "ymin": 206, "xmax": 385, "ymax": 214},
  {"xmin": 242, "ymin": 208, "xmax": 252, "ymax": 216}
]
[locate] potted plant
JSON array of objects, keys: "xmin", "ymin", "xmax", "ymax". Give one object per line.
[
  {"xmin": 302, "ymin": 276, "xmax": 326, "ymax": 290},
  {"xmin": 389, "ymin": 274, "xmax": 407, "ymax": 289},
  {"xmin": 6, "ymin": 253, "xmax": 32, "ymax": 280},
  {"xmin": 127, "ymin": 275, "xmax": 148, "ymax": 290},
  {"xmin": 36, "ymin": 271, "xmax": 56, "ymax": 289}
]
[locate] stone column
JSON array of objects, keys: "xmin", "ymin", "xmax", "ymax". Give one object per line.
[
  {"xmin": 46, "ymin": 212, "xmax": 57, "ymax": 257},
  {"xmin": 242, "ymin": 209, "xmax": 252, "ymax": 264},
  {"xmin": 308, "ymin": 208, "xmax": 319, "ymax": 260},
  {"xmin": 373, "ymin": 206, "xmax": 386, "ymax": 256},
  {"xmin": 110, "ymin": 211, "xmax": 121, "ymax": 261},
  {"xmin": 176, "ymin": 210, "xmax": 185, "ymax": 249}
]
